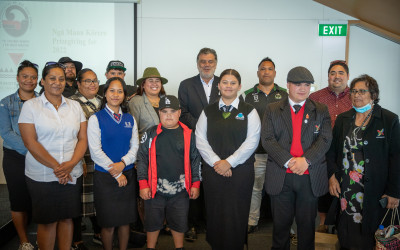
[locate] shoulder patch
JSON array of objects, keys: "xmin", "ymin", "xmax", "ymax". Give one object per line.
[{"xmin": 140, "ymin": 132, "xmax": 147, "ymax": 144}]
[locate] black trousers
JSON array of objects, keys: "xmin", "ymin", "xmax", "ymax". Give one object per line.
[{"xmin": 270, "ymin": 174, "xmax": 318, "ymax": 250}]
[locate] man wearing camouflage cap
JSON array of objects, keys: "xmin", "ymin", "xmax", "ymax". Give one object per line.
[{"xmin": 261, "ymin": 66, "xmax": 332, "ymax": 249}]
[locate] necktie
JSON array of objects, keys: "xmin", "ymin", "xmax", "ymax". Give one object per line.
[
  {"xmin": 293, "ymin": 104, "xmax": 302, "ymax": 114},
  {"xmin": 221, "ymin": 105, "xmax": 232, "ymax": 119},
  {"xmin": 114, "ymin": 113, "xmax": 121, "ymax": 121}
]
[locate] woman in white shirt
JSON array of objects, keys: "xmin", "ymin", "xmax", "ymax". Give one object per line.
[
  {"xmin": 195, "ymin": 69, "xmax": 260, "ymax": 250},
  {"xmin": 19, "ymin": 62, "xmax": 87, "ymax": 250},
  {"xmin": 88, "ymin": 77, "xmax": 139, "ymax": 250}
]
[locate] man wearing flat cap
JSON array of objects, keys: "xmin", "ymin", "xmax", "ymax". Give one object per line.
[
  {"xmin": 58, "ymin": 56, "xmax": 83, "ymax": 97},
  {"xmin": 261, "ymin": 66, "xmax": 332, "ymax": 249}
]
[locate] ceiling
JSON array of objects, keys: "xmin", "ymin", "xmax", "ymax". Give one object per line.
[{"xmin": 314, "ymin": 0, "xmax": 400, "ymax": 36}]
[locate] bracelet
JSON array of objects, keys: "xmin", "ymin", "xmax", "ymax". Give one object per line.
[{"xmin": 121, "ymin": 159, "xmax": 126, "ymax": 167}]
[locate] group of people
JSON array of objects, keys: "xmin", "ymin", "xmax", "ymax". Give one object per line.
[{"xmin": 0, "ymin": 47, "xmax": 399, "ymax": 250}]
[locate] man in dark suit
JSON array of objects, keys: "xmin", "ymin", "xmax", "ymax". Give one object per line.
[
  {"xmin": 261, "ymin": 66, "xmax": 332, "ymax": 250},
  {"xmin": 178, "ymin": 48, "xmax": 220, "ymax": 130},
  {"xmin": 178, "ymin": 48, "xmax": 220, "ymax": 241}
]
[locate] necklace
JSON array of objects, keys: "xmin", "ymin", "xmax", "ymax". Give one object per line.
[{"xmin": 352, "ymin": 106, "xmax": 374, "ymax": 141}]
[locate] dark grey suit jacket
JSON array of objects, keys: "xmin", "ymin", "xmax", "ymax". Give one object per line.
[
  {"xmin": 261, "ymin": 98, "xmax": 332, "ymax": 197},
  {"xmin": 178, "ymin": 74, "xmax": 220, "ymax": 130}
]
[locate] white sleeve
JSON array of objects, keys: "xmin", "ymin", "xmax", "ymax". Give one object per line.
[
  {"xmin": 226, "ymin": 109, "xmax": 261, "ymax": 168},
  {"xmin": 18, "ymin": 100, "xmax": 34, "ymax": 124},
  {"xmin": 121, "ymin": 116, "xmax": 139, "ymax": 165},
  {"xmin": 87, "ymin": 115, "xmax": 113, "ymax": 171},
  {"xmin": 195, "ymin": 111, "xmax": 221, "ymax": 167}
]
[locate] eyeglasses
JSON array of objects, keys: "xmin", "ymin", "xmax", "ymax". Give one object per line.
[
  {"xmin": 350, "ymin": 89, "xmax": 369, "ymax": 95},
  {"xmin": 45, "ymin": 61, "xmax": 66, "ymax": 69},
  {"xmin": 330, "ymin": 60, "xmax": 346, "ymax": 65},
  {"xmin": 82, "ymin": 79, "xmax": 99, "ymax": 85}
]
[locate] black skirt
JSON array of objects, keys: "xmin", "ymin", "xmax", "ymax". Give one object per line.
[
  {"xmin": 2, "ymin": 147, "xmax": 31, "ymax": 212},
  {"xmin": 94, "ymin": 169, "xmax": 137, "ymax": 228},
  {"xmin": 26, "ymin": 176, "xmax": 82, "ymax": 224},
  {"xmin": 202, "ymin": 162, "xmax": 254, "ymax": 250}
]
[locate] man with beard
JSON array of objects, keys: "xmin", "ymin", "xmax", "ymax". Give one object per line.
[
  {"xmin": 178, "ymin": 47, "xmax": 220, "ymax": 241},
  {"xmin": 242, "ymin": 57, "xmax": 287, "ymax": 233},
  {"xmin": 59, "ymin": 57, "xmax": 83, "ymax": 97},
  {"xmin": 309, "ymin": 60, "xmax": 352, "ymax": 233}
]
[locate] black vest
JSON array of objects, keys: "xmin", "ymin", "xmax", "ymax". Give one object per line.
[{"xmin": 204, "ymin": 100, "xmax": 254, "ymax": 160}]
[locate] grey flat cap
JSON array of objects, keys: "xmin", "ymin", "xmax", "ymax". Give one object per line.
[{"xmin": 287, "ymin": 66, "xmax": 314, "ymax": 84}]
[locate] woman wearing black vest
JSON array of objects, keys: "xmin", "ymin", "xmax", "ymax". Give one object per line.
[{"xmin": 195, "ymin": 69, "xmax": 261, "ymax": 249}]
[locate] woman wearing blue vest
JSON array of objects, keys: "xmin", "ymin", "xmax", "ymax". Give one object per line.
[
  {"xmin": 195, "ymin": 69, "xmax": 261, "ymax": 250},
  {"xmin": 0, "ymin": 60, "xmax": 39, "ymax": 250},
  {"xmin": 88, "ymin": 77, "xmax": 139, "ymax": 250}
]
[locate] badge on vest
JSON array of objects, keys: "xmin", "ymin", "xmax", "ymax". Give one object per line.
[
  {"xmin": 124, "ymin": 122, "xmax": 132, "ymax": 128},
  {"xmin": 275, "ymin": 93, "xmax": 282, "ymax": 100},
  {"xmin": 235, "ymin": 113, "xmax": 245, "ymax": 120},
  {"xmin": 304, "ymin": 114, "xmax": 309, "ymax": 124},
  {"xmin": 252, "ymin": 93, "xmax": 259, "ymax": 102},
  {"xmin": 376, "ymin": 129, "xmax": 385, "ymax": 138},
  {"xmin": 314, "ymin": 124, "xmax": 320, "ymax": 134}
]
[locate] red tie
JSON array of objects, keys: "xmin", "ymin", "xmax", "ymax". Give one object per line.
[{"xmin": 113, "ymin": 113, "xmax": 121, "ymax": 121}]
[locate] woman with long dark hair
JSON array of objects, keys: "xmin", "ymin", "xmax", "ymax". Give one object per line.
[{"xmin": 88, "ymin": 77, "xmax": 139, "ymax": 250}]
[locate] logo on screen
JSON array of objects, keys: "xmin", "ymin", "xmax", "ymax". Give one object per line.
[{"xmin": 1, "ymin": 4, "xmax": 30, "ymax": 37}]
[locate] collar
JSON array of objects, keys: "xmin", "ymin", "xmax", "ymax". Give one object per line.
[
  {"xmin": 75, "ymin": 91, "xmax": 101, "ymax": 103},
  {"xmin": 327, "ymin": 86, "xmax": 350, "ymax": 98},
  {"xmin": 40, "ymin": 93, "xmax": 67, "ymax": 107},
  {"xmin": 106, "ymin": 103, "xmax": 122, "ymax": 115},
  {"xmin": 14, "ymin": 90, "xmax": 39, "ymax": 101},
  {"xmin": 219, "ymin": 96, "xmax": 240, "ymax": 110},
  {"xmin": 200, "ymin": 75, "xmax": 215, "ymax": 86},
  {"xmin": 288, "ymin": 97, "xmax": 306, "ymax": 111},
  {"xmin": 254, "ymin": 83, "xmax": 279, "ymax": 94}
]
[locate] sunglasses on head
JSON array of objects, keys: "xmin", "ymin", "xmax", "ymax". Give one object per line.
[
  {"xmin": 330, "ymin": 60, "xmax": 346, "ymax": 65},
  {"xmin": 45, "ymin": 61, "xmax": 66, "ymax": 69}
]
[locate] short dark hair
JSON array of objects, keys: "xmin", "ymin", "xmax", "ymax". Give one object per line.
[
  {"xmin": 17, "ymin": 60, "xmax": 38, "ymax": 76},
  {"xmin": 77, "ymin": 68, "xmax": 96, "ymax": 83},
  {"xmin": 135, "ymin": 79, "xmax": 166, "ymax": 96},
  {"xmin": 106, "ymin": 67, "xmax": 124, "ymax": 74},
  {"xmin": 219, "ymin": 69, "xmax": 241, "ymax": 85},
  {"xmin": 196, "ymin": 48, "xmax": 218, "ymax": 62},
  {"xmin": 328, "ymin": 61, "xmax": 349, "ymax": 75},
  {"xmin": 258, "ymin": 57, "xmax": 275, "ymax": 69},
  {"xmin": 350, "ymin": 74, "xmax": 380, "ymax": 104},
  {"xmin": 100, "ymin": 77, "xmax": 129, "ymax": 113}
]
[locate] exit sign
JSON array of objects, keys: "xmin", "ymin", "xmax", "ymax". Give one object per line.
[{"xmin": 319, "ymin": 24, "xmax": 347, "ymax": 36}]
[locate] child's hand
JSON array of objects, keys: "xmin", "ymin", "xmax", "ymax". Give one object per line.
[
  {"xmin": 116, "ymin": 174, "xmax": 127, "ymax": 187},
  {"xmin": 140, "ymin": 188, "xmax": 151, "ymax": 200},
  {"xmin": 190, "ymin": 187, "xmax": 200, "ymax": 199}
]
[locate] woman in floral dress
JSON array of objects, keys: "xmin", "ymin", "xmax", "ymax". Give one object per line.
[{"xmin": 327, "ymin": 74, "xmax": 400, "ymax": 249}]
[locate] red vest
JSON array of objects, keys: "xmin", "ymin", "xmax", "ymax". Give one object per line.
[{"xmin": 286, "ymin": 105, "xmax": 309, "ymax": 174}]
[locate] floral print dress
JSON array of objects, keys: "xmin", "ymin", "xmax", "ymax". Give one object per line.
[{"xmin": 337, "ymin": 122, "xmax": 366, "ymax": 248}]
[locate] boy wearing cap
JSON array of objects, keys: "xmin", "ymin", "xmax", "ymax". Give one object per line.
[
  {"xmin": 98, "ymin": 60, "xmax": 137, "ymax": 99},
  {"xmin": 136, "ymin": 95, "xmax": 201, "ymax": 250},
  {"xmin": 261, "ymin": 66, "xmax": 332, "ymax": 249}
]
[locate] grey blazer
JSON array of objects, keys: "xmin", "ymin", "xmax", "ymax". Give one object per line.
[
  {"xmin": 128, "ymin": 94, "xmax": 159, "ymax": 138},
  {"xmin": 261, "ymin": 98, "xmax": 332, "ymax": 197}
]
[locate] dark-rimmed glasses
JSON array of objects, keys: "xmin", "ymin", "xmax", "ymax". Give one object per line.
[
  {"xmin": 82, "ymin": 79, "xmax": 100, "ymax": 85},
  {"xmin": 350, "ymin": 89, "xmax": 369, "ymax": 95}
]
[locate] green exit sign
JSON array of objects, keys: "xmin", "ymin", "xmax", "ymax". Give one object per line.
[{"xmin": 319, "ymin": 24, "xmax": 347, "ymax": 36}]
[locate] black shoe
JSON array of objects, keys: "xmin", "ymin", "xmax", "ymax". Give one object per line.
[
  {"xmin": 176, "ymin": 248, "xmax": 185, "ymax": 250},
  {"xmin": 184, "ymin": 227, "xmax": 197, "ymax": 242},
  {"xmin": 247, "ymin": 225, "xmax": 258, "ymax": 234},
  {"xmin": 71, "ymin": 242, "xmax": 88, "ymax": 250}
]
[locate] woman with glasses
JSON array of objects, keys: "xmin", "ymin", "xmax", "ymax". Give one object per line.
[
  {"xmin": 69, "ymin": 69, "xmax": 103, "ymax": 249},
  {"xmin": 327, "ymin": 74, "xmax": 400, "ymax": 249},
  {"xmin": 88, "ymin": 77, "xmax": 139, "ymax": 250},
  {"xmin": 19, "ymin": 62, "xmax": 87, "ymax": 250},
  {"xmin": 0, "ymin": 60, "xmax": 39, "ymax": 250}
]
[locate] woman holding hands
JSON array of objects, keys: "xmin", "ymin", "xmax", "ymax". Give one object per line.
[{"xmin": 88, "ymin": 77, "xmax": 139, "ymax": 250}]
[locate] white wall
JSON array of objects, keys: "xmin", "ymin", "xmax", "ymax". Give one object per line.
[
  {"xmin": 348, "ymin": 26, "xmax": 400, "ymax": 115},
  {"xmin": 136, "ymin": 0, "xmax": 354, "ymax": 95}
]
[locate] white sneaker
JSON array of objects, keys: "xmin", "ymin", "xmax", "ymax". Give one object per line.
[{"xmin": 18, "ymin": 242, "xmax": 35, "ymax": 250}]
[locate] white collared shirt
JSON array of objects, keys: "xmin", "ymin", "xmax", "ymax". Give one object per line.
[
  {"xmin": 87, "ymin": 104, "xmax": 139, "ymax": 176},
  {"xmin": 200, "ymin": 76, "xmax": 215, "ymax": 103},
  {"xmin": 18, "ymin": 94, "xmax": 86, "ymax": 182},
  {"xmin": 288, "ymin": 97, "xmax": 306, "ymax": 112},
  {"xmin": 195, "ymin": 96, "xmax": 261, "ymax": 168}
]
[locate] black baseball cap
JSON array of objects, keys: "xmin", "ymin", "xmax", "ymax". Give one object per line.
[{"xmin": 159, "ymin": 95, "xmax": 180, "ymax": 110}]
